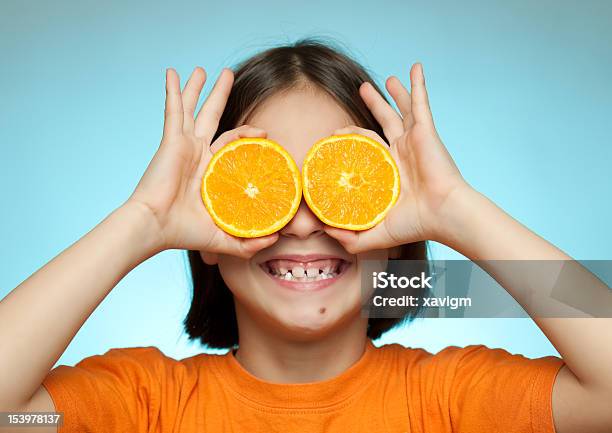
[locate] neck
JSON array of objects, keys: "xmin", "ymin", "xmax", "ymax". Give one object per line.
[{"xmin": 234, "ymin": 306, "xmax": 369, "ymax": 383}]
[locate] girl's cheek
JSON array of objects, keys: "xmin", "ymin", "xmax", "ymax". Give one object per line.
[
  {"xmin": 217, "ymin": 257, "xmax": 252, "ymax": 291},
  {"xmin": 357, "ymin": 249, "xmax": 390, "ymax": 261}
]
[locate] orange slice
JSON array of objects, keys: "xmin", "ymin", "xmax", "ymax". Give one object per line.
[
  {"xmin": 302, "ymin": 134, "xmax": 400, "ymax": 230},
  {"xmin": 201, "ymin": 138, "xmax": 301, "ymax": 238}
]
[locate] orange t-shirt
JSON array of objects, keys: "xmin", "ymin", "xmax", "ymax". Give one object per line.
[{"xmin": 42, "ymin": 340, "xmax": 564, "ymax": 433}]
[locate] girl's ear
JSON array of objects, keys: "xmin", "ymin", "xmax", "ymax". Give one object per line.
[
  {"xmin": 388, "ymin": 246, "xmax": 402, "ymax": 259},
  {"xmin": 200, "ymin": 251, "xmax": 219, "ymax": 265}
]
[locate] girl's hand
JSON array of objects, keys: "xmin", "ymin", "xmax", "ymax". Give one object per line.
[
  {"xmin": 126, "ymin": 67, "xmax": 278, "ymax": 257},
  {"xmin": 325, "ymin": 63, "xmax": 471, "ymax": 253}
]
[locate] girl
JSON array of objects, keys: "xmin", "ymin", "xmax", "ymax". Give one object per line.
[{"xmin": 0, "ymin": 40, "xmax": 610, "ymax": 433}]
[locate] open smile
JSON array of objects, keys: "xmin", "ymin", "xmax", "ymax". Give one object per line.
[{"xmin": 259, "ymin": 255, "xmax": 352, "ymax": 291}]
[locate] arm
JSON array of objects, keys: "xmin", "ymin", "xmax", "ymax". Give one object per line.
[
  {"xmin": 0, "ymin": 67, "xmax": 276, "ymax": 427},
  {"xmin": 326, "ymin": 63, "xmax": 612, "ymax": 433},
  {"xmin": 441, "ymin": 184, "xmax": 612, "ymax": 433},
  {"xmin": 0, "ymin": 202, "xmax": 159, "ymax": 414}
]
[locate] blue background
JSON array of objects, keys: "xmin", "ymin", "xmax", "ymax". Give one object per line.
[{"xmin": 1, "ymin": 0, "xmax": 610, "ymax": 365}]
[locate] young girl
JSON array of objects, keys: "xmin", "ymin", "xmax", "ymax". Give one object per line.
[{"xmin": 0, "ymin": 40, "xmax": 610, "ymax": 433}]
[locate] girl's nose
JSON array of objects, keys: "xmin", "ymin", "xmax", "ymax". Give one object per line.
[{"xmin": 280, "ymin": 201, "xmax": 325, "ymax": 239}]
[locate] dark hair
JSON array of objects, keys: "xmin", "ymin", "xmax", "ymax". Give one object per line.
[{"xmin": 185, "ymin": 38, "xmax": 428, "ymax": 349}]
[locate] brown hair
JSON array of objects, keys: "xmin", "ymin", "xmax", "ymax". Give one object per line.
[{"xmin": 185, "ymin": 38, "xmax": 428, "ymax": 349}]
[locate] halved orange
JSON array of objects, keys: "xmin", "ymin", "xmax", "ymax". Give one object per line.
[
  {"xmin": 302, "ymin": 134, "xmax": 400, "ymax": 231},
  {"xmin": 201, "ymin": 138, "xmax": 301, "ymax": 238}
]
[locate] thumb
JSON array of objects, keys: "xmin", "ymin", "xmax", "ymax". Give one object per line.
[
  {"xmin": 237, "ymin": 233, "xmax": 279, "ymax": 258},
  {"xmin": 324, "ymin": 225, "xmax": 396, "ymax": 254}
]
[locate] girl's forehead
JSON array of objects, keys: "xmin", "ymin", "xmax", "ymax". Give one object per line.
[{"xmin": 245, "ymin": 88, "xmax": 353, "ymax": 166}]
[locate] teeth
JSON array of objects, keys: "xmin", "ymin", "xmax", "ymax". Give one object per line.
[
  {"xmin": 292, "ymin": 266, "xmax": 305, "ymax": 278},
  {"xmin": 284, "ymin": 271, "xmax": 335, "ymax": 281},
  {"xmin": 306, "ymin": 268, "xmax": 318, "ymax": 278},
  {"xmin": 270, "ymin": 268, "xmax": 337, "ymax": 281},
  {"xmin": 265, "ymin": 259, "xmax": 345, "ymax": 282}
]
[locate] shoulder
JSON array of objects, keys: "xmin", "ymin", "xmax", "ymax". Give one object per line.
[
  {"xmin": 372, "ymin": 341, "xmax": 487, "ymax": 363},
  {"xmin": 373, "ymin": 342, "xmax": 562, "ymax": 375},
  {"xmin": 74, "ymin": 346, "xmax": 173, "ymax": 369},
  {"xmin": 81, "ymin": 345, "xmax": 216, "ymax": 362},
  {"xmin": 67, "ymin": 346, "xmax": 223, "ymax": 379},
  {"xmin": 98, "ymin": 345, "xmax": 168, "ymax": 360},
  {"xmin": 46, "ymin": 346, "xmax": 225, "ymax": 396},
  {"xmin": 372, "ymin": 341, "xmax": 433, "ymax": 365}
]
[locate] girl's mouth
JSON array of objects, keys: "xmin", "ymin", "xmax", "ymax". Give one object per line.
[{"xmin": 259, "ymin": 256, "xmax": 351, "ymax": 290}]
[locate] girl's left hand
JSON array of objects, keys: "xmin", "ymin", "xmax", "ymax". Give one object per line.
[{"xmin": 325, "ymin": 63, "xmax": 471, "ymax": 253}]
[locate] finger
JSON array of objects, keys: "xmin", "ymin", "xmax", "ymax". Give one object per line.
[
  {"xmin": 410, "ymin": 63, "xmax": 435, "ymax": 127},
  {"xmin": 358, "ymin": 82, "xmax": 404, "ymax": 142},
  {"xmin": 163, "ymin": 68, "xmax": 184, "ymax": 137},
  {"xmin": 215, "ymin": 232, "xmax": 279, "ymax": 258},
  {"xmin": 194, "ymin": 68, "xmax": 234, "ymax": 142},
  {"xmin": 209, "ymin": 125, "xmax": 267, "ymax": 155},
  {"xmin": 386, "ymin": 76, "xmax": 414, "ymax": 130},
  {"xmin": 333, "ymin": 125, "xmax": 388, "ymax": 146},
  {"xmin": 181, "ymin": 67, "xmax": 207, "ymax": 132},
  {"xmin": 324, "ymin": 225, "xmax": 396, "ymax": 254},
  {"xmin": 196, "ymin": 125, "xmax": 266, "ymax": 177},
  {"xmin": 238, "ymin": 233, "xmax": 279, "ymax": 258}
]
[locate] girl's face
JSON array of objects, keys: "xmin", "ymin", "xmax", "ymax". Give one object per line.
[{"xmin": 201, "ymin": 87, "xmax": 391, "ymax": 341}]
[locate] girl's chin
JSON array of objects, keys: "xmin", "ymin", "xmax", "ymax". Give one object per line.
[
  {"xmin": 269, "ymin": 315, "xmax": 342, "ymax": 341},
  {"xmin": 262, "ymin": 300, "xmax": 364, "ymax": 342},
  {"xmin": 230, "ymin": 260, "xmax": 364, "ymax": 340}
]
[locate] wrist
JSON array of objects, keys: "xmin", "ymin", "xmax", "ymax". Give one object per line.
[
  {"xmin": 428, "ymin": 183, "xmax": 488, "ymax": 252},
  {"xmin": 428, "ymin": 184, "xmax": 562, "ymax": 260},
  {"xmin": 114, "ymin": 200, "xmax": 167, "ymax": 259}
]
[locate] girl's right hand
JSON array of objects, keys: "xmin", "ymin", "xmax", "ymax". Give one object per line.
[{"xmin": 126, "ymin": 67, "xmax": 278, "ymax": 257}]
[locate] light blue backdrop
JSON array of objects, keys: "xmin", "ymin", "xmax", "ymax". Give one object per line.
[{"xmin": 1, "ymin": 0, "xmax": 610, "ymax": 366}]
